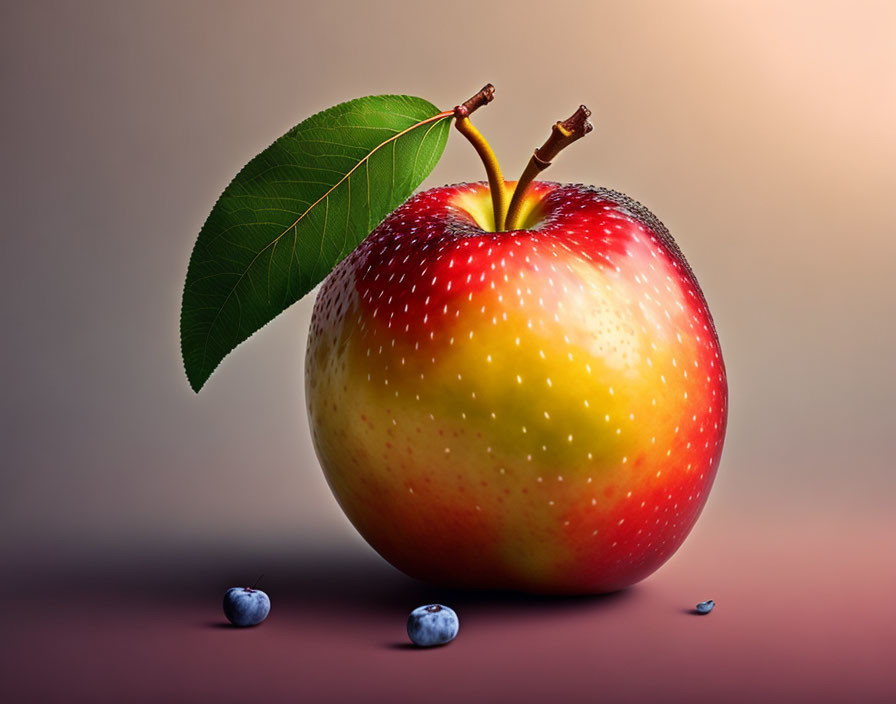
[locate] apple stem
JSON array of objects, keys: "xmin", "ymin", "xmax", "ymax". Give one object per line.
[
  {"xmin": 454, "ymin": 84, "xmax": 509, "ymax": 231},
  {"xmin": 250, "ymin": 573, "xmax": 264, "ymax": 590},
  {"xmin": 504, "ymin": 105, "xmax": 593, "ymax": 231}
]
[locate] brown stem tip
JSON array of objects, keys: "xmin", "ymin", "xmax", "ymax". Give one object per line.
[
  {"xmin": 534, "ymin": 104, "xmax": 594, "ymax": 166},
  {"xmin": 560, "ymin": 105, "xmax": 593, "ymax": 138},
  {"xmin": 455, "ymin": 84, "xmax": 496, "ymax": 119}
]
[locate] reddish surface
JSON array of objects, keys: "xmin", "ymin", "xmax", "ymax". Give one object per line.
[
  {"xmin": 307, "ymin": 182, "xmax": 727, "ymax": 592},
  {"xmin": 3, "ymin": 510, "xmax": 893, "ymax": 703}
]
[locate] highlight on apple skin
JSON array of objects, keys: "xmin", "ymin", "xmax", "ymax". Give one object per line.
[{"xmin": 306, "ymin": 180, "xmax": 728, "ymax": 594}]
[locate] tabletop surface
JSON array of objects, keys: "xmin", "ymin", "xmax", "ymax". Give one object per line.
[{"xmin": 2, "ymin": 508, "xmax": 893, "ymax": 704}]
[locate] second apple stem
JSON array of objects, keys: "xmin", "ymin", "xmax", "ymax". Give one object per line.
[{"xmin": 504, "ymin": 105, "xmax": 593, "ymax": 230}]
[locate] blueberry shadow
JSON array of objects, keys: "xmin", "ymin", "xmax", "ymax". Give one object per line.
[
  {"xmin": 386, "ymin": 642, "xmax": 427, "ymax": 651},
  {"xmin": 682, "ymin": 608, "xmax": 710, "ymax": 616},
  {"xmin": 205, "ymin": 620, "xmax": 270, "ymax": 629}
]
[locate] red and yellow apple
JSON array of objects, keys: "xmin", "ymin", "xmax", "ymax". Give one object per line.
[{"xmin": 306, "ymin": 180, "xmax": 727, "ymax": 594}]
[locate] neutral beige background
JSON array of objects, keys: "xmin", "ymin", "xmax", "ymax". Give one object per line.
[{"xmin": 2, "ymin": 0, "xmax": 894, "ymax": 563}]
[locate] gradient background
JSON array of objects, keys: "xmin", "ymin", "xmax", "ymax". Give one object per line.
[{"xmin": 2, "ymin": 1, "xmax": 894, "ymax": 702}]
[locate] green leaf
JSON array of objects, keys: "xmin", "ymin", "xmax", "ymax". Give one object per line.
[{"xmin": 180, "ymin": 95, "xmax": 452, "ymax": 392}]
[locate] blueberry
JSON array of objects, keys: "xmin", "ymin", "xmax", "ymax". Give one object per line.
[
  {"xmin": 695, "ymin": 599, "xmax": 715, "ymax": 614},
  {"xmin": 222, "ymin": 587, "xmax": 270, "ymax": 627},
  {"xmin": 407, "ymin": 604, "xmax": 459, "ymax": 647}
]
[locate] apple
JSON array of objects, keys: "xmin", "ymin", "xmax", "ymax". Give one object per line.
[
  {"xmin": 180, "ymin": 83, "xmax": 728, "ymax": 594},
  {"xmin": 306, "ymin": 175, "xmax": 728, "ymax": 594}
]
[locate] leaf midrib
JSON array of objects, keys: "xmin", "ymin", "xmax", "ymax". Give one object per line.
[{"xmin": 195, "ymin": 109, "xmax": 453, "ymax": 376}]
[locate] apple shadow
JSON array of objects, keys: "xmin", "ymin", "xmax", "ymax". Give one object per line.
[
  {"xmin": 16, "ymin": 539, "xmax": 638, "ymax": 622},
  {"xmin": 251, "ymin": 543, "xmax": 639, "ymax": 621}
]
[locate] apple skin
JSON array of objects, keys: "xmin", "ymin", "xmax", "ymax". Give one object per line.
[{"xmin": 306, "ymin": 181, "xmax": 727, "ymax": 594}]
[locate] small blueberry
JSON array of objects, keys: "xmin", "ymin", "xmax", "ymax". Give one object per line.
[
  {"xmin": 407, "ymin": 604, "xmax": 459, "ymax": 647},
  {"xmin": 223, "ymin": 587, "xmax": 271, "ymax": 627},
  {"xmin": 695, "ymin": 599, "xmax": 715, "ymax": 614}
]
